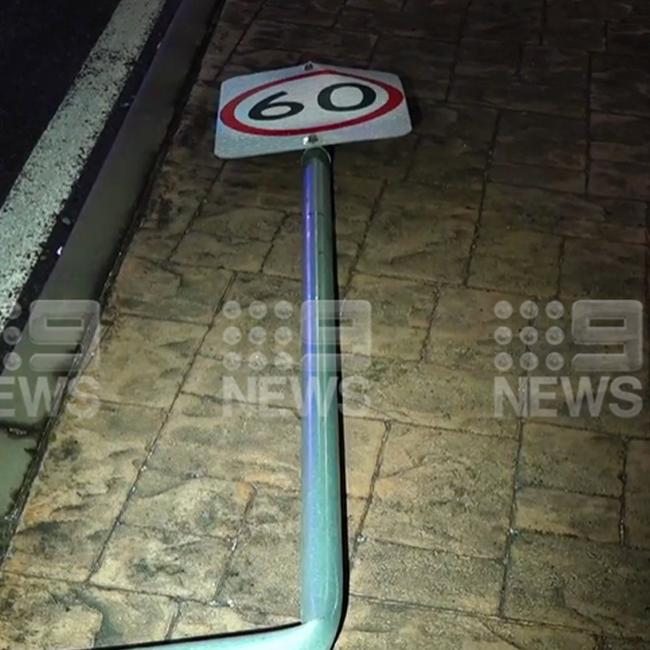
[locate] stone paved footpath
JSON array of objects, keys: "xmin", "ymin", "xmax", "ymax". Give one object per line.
[{"xmin": 1, "ymin": 0, "xmax": 650, "ymax": 648}]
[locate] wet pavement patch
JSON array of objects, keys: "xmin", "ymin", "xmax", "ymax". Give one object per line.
[{"xmin": 0, "ymin": 428, "xmax": 37, "ymax": 522}]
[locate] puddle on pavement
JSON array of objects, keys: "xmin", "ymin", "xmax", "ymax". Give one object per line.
[{"xmin": 0, "ymin": 429, "xmax": 37, "ymax": 518}]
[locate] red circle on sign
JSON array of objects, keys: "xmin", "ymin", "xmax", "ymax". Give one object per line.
[{"xmin": 220, "ymin": 69, "xmax": 405, "ymax": 137}]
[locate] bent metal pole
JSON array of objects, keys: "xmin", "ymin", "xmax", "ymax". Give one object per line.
[{"xmin": 128, "ymin": 148, "xmax": 344, "ymax": 650}]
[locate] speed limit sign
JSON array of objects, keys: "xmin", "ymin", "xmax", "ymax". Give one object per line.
[{"xmin": 215, "ymin": 62, "xmax": 412, "ymax": 158}]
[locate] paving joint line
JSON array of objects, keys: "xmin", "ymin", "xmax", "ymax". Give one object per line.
[
  {"xmin": 349, "ymin": 591, "xmax": 606, "ymax": 638},
  {"xmin": 584, "ymin": 51, "xmax": 593, "ymax": 197},
  {"xmin": 444, "ymin": 0, "xmax": 474, "ymax": 103},
  {"xmin": 211, "ymin": 484, "xmax": 257, "ymax": 606},
  {"xmin": 619, "ymin": 437, "xmax": 630, "ymax": 546},
  {"xmin": 85, "ymin": 271, "xmax": 238, "ymax": 583},
  {"xmin": 340, "ymin": 179, "xmax": 388, "ymax": 296},
  {"xmin": 462, "ymin": 108, "xmax": 502, "ymax": 286},
  {"xmin": 497, "ymin": 417, "xmax": 524, "ymax": 617},
  {"xmin": 349, "ymin": 420, "xmax": 391, "ymax": 562}
]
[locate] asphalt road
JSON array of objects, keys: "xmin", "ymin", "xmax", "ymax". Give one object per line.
[{"xmin": 0, "ymin": 0, "xmax": 122, "ymax": 205}]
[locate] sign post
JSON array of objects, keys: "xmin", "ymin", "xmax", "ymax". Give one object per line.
[{"xmin": 143, "ymin": 62, "xmax": 411, "ymax": 650}]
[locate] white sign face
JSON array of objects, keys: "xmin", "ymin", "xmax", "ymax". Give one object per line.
[{"xmin": 215, "ymin": 62, "xmax": 412, "ymax": 159}]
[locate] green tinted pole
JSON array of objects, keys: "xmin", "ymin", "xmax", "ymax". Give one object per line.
[
  {"xmin": 300, "ymin": 146, "xmax": 344, "ymax": 630},
  {"xmin": 127, "ymin": 147, "xmax": 344, "ymax": 650}
]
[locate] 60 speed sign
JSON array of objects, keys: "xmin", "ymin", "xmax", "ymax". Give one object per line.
[{"xmin": 215, "ymin": 62, "xmax": 412, "ymax": 159}]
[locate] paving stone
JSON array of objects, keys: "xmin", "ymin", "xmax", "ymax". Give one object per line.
[
  {"xmin": 560, "ymin": 238, "xmax": 646, "ymax": 300},
  {"xmin": 481, "ymin": 183, "xmax": 646, "ymax": 244},
  {"xmin": 228, "ymin": 47, "xmax": 302, "ymax": 71},
  {"xmin": 591, "ymin": 54, "xmax": 650, "ymax": 117},
  {"xmin": 110, "ymin": 257, "xmax": 232, "ymax": 324},
  {"xmin": 172, "ymin": 230, "xmax": 273, "ymax": 273},
  {"xmin": 219, "ymin": 0, "xmax": 266, "ymax": 27},
  {"xmin": 351, "ymin": 538, "xmax": 504, "ymax": 614},
  {"xmin": 425, "ymin": 286, "xmax": 529, "ymax": 373},
  {"xmin": 342, "ymin": 357, "xmax": 518, "ymax": 438},
  {"xmin": 605, "ymin": 639, "xmax": 650, "ymax": 650},
  {"xmin": 0, "ymin": 573, "xmax": 175, "ymax": 650},
  {"xmin": 404, "ymin": 0, "xmax": 469, "ymax": 8},
  {"xmin": 520, "ymin": 422, "xmax": 624, "ymax": 496},
  {"xmin": 128, "ymin": 162, "xmax": 218, "ymax": 261},
  {"xmin": 208, "ymin": 160, "xmax": 378, "ymax": 213},
  {"xmin": 371, "ymin": 36, "xmax": 455, "ymax": 83},
  {"xmin": 198, "ymin": 272, "xmax": 302, "ymax": 363},
  {"xmin": 184, "ymin": 80, "xmax": 221, "ymax": 115},
  {"xmin": 334, "ymin": 134, "xmax": 418, "ymax": 182},
  {"xmin": 267, "ymin": 0, "xmax": 343, "ymax": 10},
  {"xmin": 364, "ymin": 423, "xmax": 517, "ymax": 558},
  {"xmin": 451, "ymin": 78, "xmax": 585, "ymax": 118},
  {"xmin": 409, "ymin": 128, "xmax": 489, "ymax": 191},
  {"xmin": 489, "ymin": 162, "xmax": 585, "ymax": 193},
  {"xmin": 173, "ymin": 601, "xmax": 295, "ymax": 640},
  {"xmin": 626, "ymin": 440, "xmax": 650, "ymax": 549},
  {"xmin": 219, "ymin": 488, "xmax": 365, "ymax": 616},
  {"xmin": 220, "ymin": 155, "xmax": 296, "ymax": 196},
  {"xmin": 150, "ymin": 395, "xmax": 384, "ymax": 499},
  {"xmin": 167, "ymin": 105, "xmax": 223, "ymax": 170},
  {"xmin": 545, "ymin": 0, "xmax": 628, "ymax": 21},
  {"xmin": 544, "ymin": 18, "xmax": 606, "ymax": 50},
  {"xmin": 347, "ymin": 0, "xmax": 403, "ymax": 7},
  {"xmin": 520, "ymin": 45, "xmax": 589, "ymax": 86},
  {"xmin": 193, "ymin": 204, "xmax": 286, "ymax": 243},
  {"xmin": 333, "ymin": 174, "xmax": 384, "ymax": 219},
  {"xmin": 264, "ymin": 209, "xmax": 361, "ymax": 285},
  {"xmin": 608, "ymin": 20, "xmax": 650, "ymax": 54},
  {"xmin": 591, "ymin": 113, "xmax": 650, "ymax": 164},
  {"xmin": 128, "ymin": 227, "xmax": 182, "ymax": 263},
  {"xmin": 182, "ymin": 353, "xmax": 299, "ymax": 410},
  {"xmin": 92, "ymin": 524, "xmax": 231, "ymax": 600},
  {"xmin": 468, "ymin": 227, "xmax": 562, "ymax": 297},
  {"xmin": 348, "ymin": 0, "xmax": 403, "ymax": 7},
  {"xmin": 415, "ymin": 102, "xmax": 498, "ymax": 142},
  {"xmin": 455, "ymin": 38, "xmax": 519, "ymax": 81},
  {"xmin": 122, "ymin": 471, "xmax": 254, "ymax": 540},
  {"xmin": 238, "ymin": 20, "xmax": 376, "ymax": 63},
  {"xmin": 338, "ymin": 6, "xmax": 464, "ymax": 40},
  {"xmin": 516, "ymin": 486, "xmax": 621, "ymax": 543},
  {"xmin": 0, "ymin": 432, "xmax": 36, "ymax": 520},
  {"xmin": 338, "ymin": 596, "xmax": 598, "ymax": 649},
  {"xmin": 343, "ymin": 273, "xmax": 436, "ymax": 361},
  {"xmin": 589, "ymin": 160, "xmax": 650, "ymax": 200},
  {"xmin": 357, "ymin": 199, "xmax": 476, "ymax": 284},
  {"xmin": 85, "ymin": 315, "xmax": 206, "ymax": 409},
  {"xmin": 4, "ymin": 403, "xmax": 164, "ymax": 582},
  {"xmin": 258, "ymin": 0, "xmax": 341, "ymax": 26},
  {"xmin": 140, "ymin": 162, "xmax": 217, "ymax": 234},
  {"xmin": 466, "ymin": 0, "xmax": 542, "ymax": 42},
  {"xmin": 495, "ymin": 112, "xmax": 586, "ymax": 170},
  {"xmin": 505, "ymin": 532, "xmax": 650, "ymax": 637},
  {"xmin": 379, "ymin": 179, "xmax": 482, "ymax": 212},
  {"xmin": 197, "ymin": 22, "xmax": 246, "ymax": 83},
  {"xmin": 149, "ymin": 397, "xmax": 301, "ymax": 488},
  {"xmin": 371, "ymin": 36, "xmax": 454, "ymax": 98}
]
